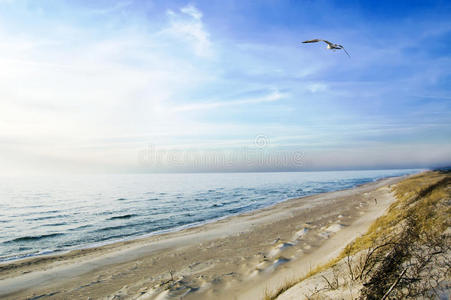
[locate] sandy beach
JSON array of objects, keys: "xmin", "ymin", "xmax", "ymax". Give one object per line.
[{"xmin": 0, "ymin": 176, "xmax": 405, "ymax": 300}]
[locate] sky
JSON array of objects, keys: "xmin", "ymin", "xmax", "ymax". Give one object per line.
[{"xmin": 0, "ymin": 0, "xmax": 450, "ymax": 173}]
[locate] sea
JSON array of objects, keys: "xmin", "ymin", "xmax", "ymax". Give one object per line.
[{"xmin": 0, "ymin": 169, "xmax": 421, "ymax": 262}]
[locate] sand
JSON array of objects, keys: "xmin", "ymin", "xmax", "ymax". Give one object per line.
[{"xmin": 0, "ymin": 176, "xmax": 404, "ymax": 300}]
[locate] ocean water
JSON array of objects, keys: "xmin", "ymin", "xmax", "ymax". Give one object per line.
[{"xmin": 0, "ymin": 169, "xmax": 421, "ymax": 262}]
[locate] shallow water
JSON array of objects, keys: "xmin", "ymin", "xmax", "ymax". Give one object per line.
[{"xmin": 0, "ymin": 169, "xmax": 420, "ymax": 262}]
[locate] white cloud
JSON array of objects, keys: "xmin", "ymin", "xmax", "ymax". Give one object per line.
[
  {"xmin": 180, "ymin": 4, "xmax": 203, "ymax": 20},
  {"xmin": 164, "ymin": 4, "xmax": 212, "ymax": 57}
]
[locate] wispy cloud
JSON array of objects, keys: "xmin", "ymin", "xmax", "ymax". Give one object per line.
[
  {"xmin": 165, "ymin": 4, "xmax": 212, "ymax": 57},
  {"xmin": 180, "ymin": 4, "xmax": 203, "ymax": 20},
  {"xmin": 87, "ymin": 0, "xmax": 133, "ymax": 15},
  {"xmin": 173, "ymin": 89, "xmax": 288, "ymax": 112}
]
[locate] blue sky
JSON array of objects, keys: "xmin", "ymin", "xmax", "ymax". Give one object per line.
[{"xmin": 0, "ymin": 0, "xmax": 450, "ymax": 173}]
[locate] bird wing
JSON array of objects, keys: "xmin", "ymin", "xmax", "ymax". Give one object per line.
[
  {"xmin": 321, "ymin": 40, "xmax": 334, "ymax": 46},
  {"xmin": 302, "ymin": 39, "xmax": 322, "ymax": 43},
  {"xmin": 341, "ymin": 46, "xmax": 351, "ymax": 58}
]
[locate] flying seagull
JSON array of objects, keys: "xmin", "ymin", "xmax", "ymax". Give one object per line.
[{"xmin": 302, "ymin": 39, "xmax": 351, "ymax": 58}]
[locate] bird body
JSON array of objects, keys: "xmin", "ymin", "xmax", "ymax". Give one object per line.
[{"xmin": 302, "ymin": 39, "xmax": 350, "ymax": 58}]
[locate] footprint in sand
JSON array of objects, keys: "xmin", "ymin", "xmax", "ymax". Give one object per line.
[
  {"xmin": 153, "ymin": 279, "xmax": 199, "ymax": 300},
  {"xmin": 293, "ymin": 228, "xmax": 309, "ymax": 240},
  {"xmin": 268, "ymin": 242, "xmax": 294, "ymax": 257},
  {"xmin": 256, "ymin": 260, "xmax": 271, "ymax": 269},
  {"xmin": 135, "ymin": 288, "xmax": 157, "ymax": 300},
  {"xmin": 108, "ymin": 285, "xmax": 129, "ymax": 299},
  {"xmin": 264, "ymin": 257, "xmax": 290, "ymax": 273},
  {"xmin": 271, "ymin": 237, "xmax": 281, "ymax": 244},
  {"xmin": 250, "ymin": 268, "xmax": 263, "ymax": 277},
  {"xmin": 326, "ymin": 223, "xmax": 344, "ymax": 233},
  {"xmin": 318, "ymin": 232, "xmax": 330, "ymax": 239},
  {"xmin": 252, "ymin": 256, "xmax": 291, "ymax": 276},
  {"xmin": 318, "ymin": 223, "xmax": 345, "ymax": 239},
  {"xmin": 153, "ymin": 290, "xmax": 169, "ymax": 300}
]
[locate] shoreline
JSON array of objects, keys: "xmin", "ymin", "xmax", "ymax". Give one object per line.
[{"xmin": 0, "ymin": 174, "xmax": 410, "ymax": 299}]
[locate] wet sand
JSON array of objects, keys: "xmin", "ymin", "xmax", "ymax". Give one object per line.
[{"xmin": 0, "ymin": 176, "xmax": 404, "ymax": 300}]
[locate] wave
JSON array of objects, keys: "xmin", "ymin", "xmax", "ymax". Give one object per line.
[
  {"xmin": 268, "ymin": 190, "xmax": 280, "ymax": 194},
  {"xmin": 94, "ymin": 217, "xmax": 170, "ymax": 234},
  {"xmin": 18, "ymin": 247, "xmax": 32, "ymax": 251},
  {"xmin": 225, "ymin": 207, "xmax": 244, "ymax": 215},
  {"xmin": 95, "ymin": 233, "xmax": 133, "ymax": 242},
  {"xmin": 223, "ymin": 199, "xmax": 240, "ymax": 205},
  {"xmin": 96, "ymin": 225, "xmax": 130, "ymax": 232},
  {"xmin": 108, "ymin": 214, "xmax": 137, "ymax": 220},
  {"xmin": 4, "ymin": 233, "xmax": 64, "ymax": 244},
  {"xmin": 69, "ymin": 224, "xmax": 93, "ymax": 231},
  {"xmin": 225, "ymin": 203, "xmax": 256, "ymax": 215},
  {"xmin": 42, "ymin": 222, "xmax": 68, "ymax": 227},
  {"xmin": 26, "ymin": 214, "xmax": 69, "ymax": 221}
]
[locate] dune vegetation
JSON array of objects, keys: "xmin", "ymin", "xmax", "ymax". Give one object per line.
[{"xmin": 266, "ymin": 170, "xmax": 451, "ymax": 299}]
